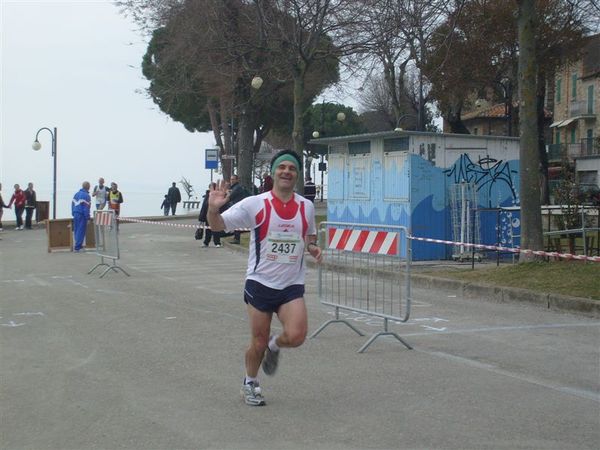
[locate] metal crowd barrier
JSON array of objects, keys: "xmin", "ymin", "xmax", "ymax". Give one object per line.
[
  {"xmin": 88, "ymin": 210, "xmax": 130, "ymax": 278},
  {"xmin": 310, "ymin": 222, "xmax": 412, "ymax": 353}
]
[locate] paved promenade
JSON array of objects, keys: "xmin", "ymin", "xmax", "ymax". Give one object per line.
[{"xmin": 1, "ymin": 220, "xmax": 599, "ymax": 449}]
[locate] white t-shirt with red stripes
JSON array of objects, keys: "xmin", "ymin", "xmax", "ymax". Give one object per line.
[{"xmin": 222, "ymin": 191, "xmax": 316, "ymax": 290}]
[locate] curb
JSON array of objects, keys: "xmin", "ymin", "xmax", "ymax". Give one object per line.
[
  {"xmin": 224, "ymin": 241, "xmax": 600, "ymax": 318},
  {"xmin": 410, "ymin": 273, "xmax": 600, "ymax": 318}
]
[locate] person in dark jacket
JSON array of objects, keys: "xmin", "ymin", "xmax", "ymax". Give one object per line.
[
  {"xmin": 198, "ymin": 182, "xmax": 222, "ymax": 248},
  {"xmin": 227, "ymin": 174, "xmax": 249, "ymax": 244},
  {"xmin": 160, "ymin": 195, "xmax": 170, "ymax": 216},
  {"xmin": 71, "ymin": 181, "xmax": 91, "ymax": 252},
  {"xmin": 167, "ymin": 182, "xmax": 182, "ymax": 215},
  {"xmin": 303, "ymin": 177, "xmax": 316, "ymax": 202},
  {"xmin": 24, "ymin": 182, "xmax": 37, "ymax": 229},
  {"xmin": 0, "ymin": 182, "xmax": 8, "ymax": 232},
  {"xmin": 7, "ymin": 184, "xmax": 27, "ymax": 230}
]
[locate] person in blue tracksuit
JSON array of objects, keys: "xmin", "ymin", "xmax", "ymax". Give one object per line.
[{"xmin": 72, "ymin": 181, "xmax": 91, "ymax": 252}]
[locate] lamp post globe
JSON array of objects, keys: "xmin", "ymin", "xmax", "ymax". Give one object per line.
[
  {"xmin": 32, "ymin": 126, "xmax": 58, "ymax": 219},
  {"xmin": 336, "ymin": 112, "xmax": 346, "ymax": 122},
  {"xmin": 312, "ymin": 131, "xmax": 320, "ymax": 139},
  {"xmin": 251, "ymin": 76, "xmax": 263, "ymax": 90}
]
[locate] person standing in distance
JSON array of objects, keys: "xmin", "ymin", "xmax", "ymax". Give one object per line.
[
  {"xmin": 0, "ymin": 182, "xmax": 8, "ymax": 232},
  {"xmin": 208, "ymin": 149, "xmax": 322, "ymax": 406},
  {"xmin": 167, "ymin": 182, "xmax": 181, "ymax": 215},
  {"xmin": 108, "ymin": 182, "xmax": 124, "ymax": 217},
  {"xmin": 303, "ymin": 177, "xmax": 316, "ymax": 202},
  {"xmin": 72, "ymin": 181, "xmax": 91, "ymax": 252},
  {"xmin": 24, "ymin": 182, "xmax": 37, "ymax": 229},
  {"xmin": 7, "ymin": 184, "xmax": 26, "ymax": 230},
  {"xmin": 226, "ymin": 174, "xmax": 249, "ymax": 244},
  {"xmin": 92, "ymin": 178, "xmax": 108, "ymax": 210}
]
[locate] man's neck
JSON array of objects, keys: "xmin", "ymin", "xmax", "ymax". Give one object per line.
[{"xmin": 272, "ymin": 188, "xmax": 294, "ymax": 202}]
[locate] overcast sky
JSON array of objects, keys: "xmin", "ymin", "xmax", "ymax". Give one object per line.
[{"xmin": 1, "ymin": 0, "xmax": 216, "ymax": 203}]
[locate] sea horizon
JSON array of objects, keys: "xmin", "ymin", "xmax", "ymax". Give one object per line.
[{"xmin": 1, "ymin": 188, "xmax": 204, "ymax": 221}]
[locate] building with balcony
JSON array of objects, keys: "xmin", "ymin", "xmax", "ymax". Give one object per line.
[{"xmin": 549, "ymin": 33, "xmax": 600, "ymax": 187}]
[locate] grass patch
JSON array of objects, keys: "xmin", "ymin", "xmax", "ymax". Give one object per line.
[{"xmin": 422, "ymin": 261, "xmax": 600, "ymax": 300}]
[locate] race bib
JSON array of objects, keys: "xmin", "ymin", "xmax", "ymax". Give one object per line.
[{"xmin": 266, "ymin": 232, "xmax": 302, "ymax": 264}]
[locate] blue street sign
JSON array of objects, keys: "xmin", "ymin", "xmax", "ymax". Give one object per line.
[{"xmin": 205, "ymin": 148, "xmax": 218, "ymax": 169}]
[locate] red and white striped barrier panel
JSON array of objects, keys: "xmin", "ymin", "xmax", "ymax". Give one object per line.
[
  {"xmin": 328, "ymin": 227, "xmax": 399, "ymax": 255},
  {"xmin": 409, "ymin": 236, "xmax": 600, "ymax": 262},
  {"xmin": 116, "ymin": 217, "xmax": 251, "ymax": 231},
  {"xmin": 95, "ymin": 211, "xmax": 113, "ymax": 226}
]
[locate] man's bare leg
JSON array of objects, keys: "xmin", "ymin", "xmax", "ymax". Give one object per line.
[
  {"xmin": 275, "ymin": 297, "xmax": 308, "ymax": 348},
  {"xmin": 245, "ymin": 304, "xmax": 272, "ymax": 377},
  {"xmin": 262, "ymin": 298, "xmax": 307, "ymax": 376}
]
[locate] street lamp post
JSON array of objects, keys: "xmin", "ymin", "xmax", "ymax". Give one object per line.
[
  {"xmin": 500, "ymin": 78, "xmax": 512, "ymax": 137},
  {"xmin": 32, "ymin": 127, "xmax": 57, "ymax": 219},
  {"xmin": 312, "ymin": 102, "xmax": 346, "ymax": 202}
]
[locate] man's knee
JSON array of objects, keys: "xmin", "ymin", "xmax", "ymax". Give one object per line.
[
  {"xmin": 250, "ymin": 333, "xmax": 269, "ymax": 353},
  {"xmin": 284, "ymin": 326, "xmax": 307, "ymax": 347}
]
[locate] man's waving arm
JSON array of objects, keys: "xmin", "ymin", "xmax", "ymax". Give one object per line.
[{"xmin": 207, "ymin": 180, "xmax": 229, "ymax": 232}]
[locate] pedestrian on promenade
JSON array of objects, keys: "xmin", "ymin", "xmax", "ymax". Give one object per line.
[
  {"xmin": 92, "ymin": 178, "xmax": 108, "ymax": 210},
  {"xmin": 303, "ymin": 177, "xmax": 316, "ymax": 202},
  {"xmin": 259, "ymin": 173, "xmax": 273, "ymax": 193},
  {"xmin": 0, "ymin": 182, "xmax": 8, "ymax": 232},
  {"xmin": 7, "ymin": 184, "xmax": 26, "ymax": 230},
  {"xmin": 208, "ymin": 149, "xmax": 322, "ymax": 406},
  {"xmin": 160, "ymin": 195, "xmax": 170, "ymax": 216},
  {"xmin": 24, "ymin": 182, "xmax": 37, "ymax": 229},
  {"xmin": 198, "ymin": 183, "xmax": 222, "ymax": 248},
  {"xmin": 72, "ymin": 181, "xmax": 91, "ymax": 252},
  {"xmin": 167, "ymin": 182, "xmax": 181, "ymax": 215},
  {"xmin": 226, "ymin": 174, "xmax": 250, "ymax": 244},
  {"xmin": 108, "ymin": 182, "xmax": 124, "ymax": 217}
]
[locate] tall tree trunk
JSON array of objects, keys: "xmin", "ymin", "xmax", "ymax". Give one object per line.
[
  {"xmin": 207, "ymin": 100, "xmax": 223, "ymax": 152},
  {"xmin": 537, "ymin": 70, "xmax": 549, "ymax": 205},
  {"xmin": 219, "ymin": 98, "xmax": 233, "ymax": 181},
  {"xmin": 293, "ymin": 73, "xmax": 306, "ymax": 193},
  {"xmin": 237, "ymin": 112, "xmax": 254, "ymax": 192},
  {"xmin": 517, "ymin": 0, "xmax": 544, "ymax": 260}
]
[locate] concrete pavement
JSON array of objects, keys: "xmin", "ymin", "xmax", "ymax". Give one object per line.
[{"xmin": 0, "ymin": 220, "xmax": 599, "ymax": 449}]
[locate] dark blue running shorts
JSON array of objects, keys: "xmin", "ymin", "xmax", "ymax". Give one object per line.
[{"xmin": 243, "ymin": 279, "xmax": 305, "ymax": 313}]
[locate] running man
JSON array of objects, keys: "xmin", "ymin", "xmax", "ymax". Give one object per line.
[{"xmin": 208, "ymin": 149, "xmax": 322, "ymax": 406}]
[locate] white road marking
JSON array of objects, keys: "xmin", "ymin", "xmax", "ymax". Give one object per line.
[
  {"xmin": 411, "ymin": 321, "xmax": 599, "ymax": 336},
  {"xmin": 2, "ymin": 321, "xmax": 25, "ymax": 327},
  {"xmin": 420, "ymin": 349, "xmax": 600, "ymax": 403},
  {"xmin": 421, "ymin": 326, "xmax": 447, "ymax": 331}
]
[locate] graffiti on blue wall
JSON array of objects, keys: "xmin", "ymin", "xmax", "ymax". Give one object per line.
[
  {"xmin": 444, "ymin": 154, "xmax": 518, "ymax": 207},
  {"xmin": 327, "ymin": 149, "xmax": 520, "ymax": 260}
]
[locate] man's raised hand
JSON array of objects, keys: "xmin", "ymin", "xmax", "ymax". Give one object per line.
[{"xmin": 208, "ymin": 179, "xmax": 229, "ymax": 211}]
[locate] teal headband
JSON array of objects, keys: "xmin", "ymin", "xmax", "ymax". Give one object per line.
[{"xmin": 271, "ymin": 154, "xmax": 300, "ymax": 173}]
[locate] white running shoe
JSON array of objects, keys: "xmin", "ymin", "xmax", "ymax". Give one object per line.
[{"xmin": 240, "ymin": 381, "xmax": 266, "ymax": 406}]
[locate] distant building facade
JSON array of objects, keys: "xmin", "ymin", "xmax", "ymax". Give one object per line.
[{"xmin": 548, "ymin": 33, "xmax": 600, "ymax": 188}]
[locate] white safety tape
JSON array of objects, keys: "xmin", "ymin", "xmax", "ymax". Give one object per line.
[
  {"xmin": 116, "ymin": 217, "xmax": 599, "ymax": 262},
  {"xmin": 117, "ymin": 217, "xmax": 251, "ymax": 231},
  {"xmin": 408, "ymin": 236, "xmax": 600, "ymax": 262}
]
